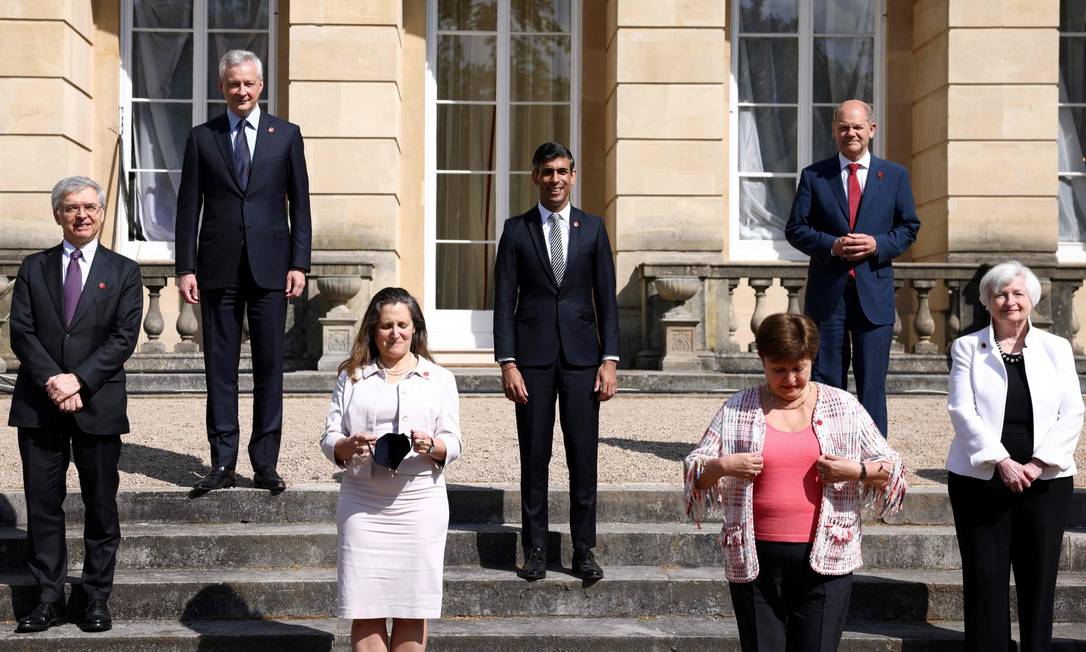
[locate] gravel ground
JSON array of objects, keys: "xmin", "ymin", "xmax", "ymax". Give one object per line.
[{"xmin": 0, "ymin": 393, "xmax": 1084, "ymax": 490}]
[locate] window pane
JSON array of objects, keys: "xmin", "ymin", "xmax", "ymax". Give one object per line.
[
  {"xmin": 512, "ymin": 0, "xmax": 571, "ymax": 32},
  {"xmin": 436, "ymin": 243, "xmax": 496, "ymax": 309},
  {"xmin": 438, "ymin": 0, "xmax": 497, "ymax": 31},
  {"xmin": 511, "ymin": 35, "xmax": 570, "ymax": 101},
  {"xmin": 437, "ymin": 174, "xmax": 497, "ymax": 240},
  {"xmin": 1059, "ymin": 176, "xmax": 1086, "ymax": 241},
  {"xmin": 738, "ymin": 107, "xmax": 797, "ymax": 173},
  {"xmin": 438, "ymin": 104, "xmax": 497, "ymax": 170},
  {"xmin": 207, "ymin": 33, "xmax": 269, "ymax": 97},
  {"xmin": 208, "ymin": 0, "xmax": 269, "ymax": 29},
  {"xmin": 1060, "ymin": 36, "xmax": 1086, "ymax": 103},
  {"xmin": 133, "ymin": 102, "xmax": 192, "ymax": 170},
  {"xmin": 133, "ymin": 33, "xmax": 193, "ymax": 99},
  {"xmin": 134, "ymin": 0, "xmax": 192, "ymax": 29},
  {"xmin": 510, "ymin": 173, "xmax": 536, "ymax": 215},
  {"xmin": 133, "ymin": 171, "xmax": 182, "ymax": 242},
  {"xmin": 814, "ymin": 0, "xmax": 876, "ymax": 34},
  {"xmin": 812, "ymin": 105, "xmax": 840, "ymax": 162},
  {"xmin": 1060, "ymin": 108, "xmax": 1086, "ymax": 174},
  {"xmin": 738, "ymin": 37, "xmax": 798, "ymax": 103},
  {"xmin": 1061, "ymin": 0, "xmax": 1086, "ymax": 31},
  {"xmin": 510, "ymin": 105, "xmax": 570, "ymax": 170},
  {"xmin": 739, "ymin": 0, "xmax": 797, "ymax": 33},
  {"xmin": 739, "ymin": 177, "xmax": 796, "ymax": 240},
  {"xmin": 438, "ymin": 35, "xmax": 496, "ymax": 101},
  {"xmin": 813, "ymin": 37, "xmax": 874, "ymax": 103},
  {"xmin": 207, "ymin": 101, "xmax": 228, "ymax": 120}
]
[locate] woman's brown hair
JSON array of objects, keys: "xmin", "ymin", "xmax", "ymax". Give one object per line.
[
  {"xmin": 754, "ymin": 313, "xmax": 819, "ymax": 362},
  {"xmin": 338, "ymin": 287, "xmax": 433, "ymax": 378}
]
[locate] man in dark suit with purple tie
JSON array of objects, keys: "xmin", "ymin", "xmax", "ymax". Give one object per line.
[
  {"xmin": 9, "ymin": 176, "xmax": 143, "ymax": 633},
  {"xmin": 493, "ymin": 142, "xmax": 620, "ymax": 582},
  {"xmin": 175, "ymin": 50, "xmax": 311, "ymax": 494},
  {"xmin": 785, "ymin": 99, "xmax": 920, "ymax": 437}
]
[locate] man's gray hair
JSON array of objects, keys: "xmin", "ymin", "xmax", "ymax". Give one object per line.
[
  {"xmin": 218, "ymin": 49, "xmax": 264, "ymax": 80},
  {"xmin": 979, "ymin": 260, "xmax": 1043, "ymax": 310},
  {"xmin": 833, "ymin": 99, "xmax": 874, "ymax": 123},
  {"xmin": 51, "ymin": 176, "xmax": 106, "ymax": 216}
]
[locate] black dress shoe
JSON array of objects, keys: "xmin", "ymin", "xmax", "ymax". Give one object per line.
[
  {"xmin": 191, "ymin": 467, "xmax": 236, "ymax": 493},
  {"xmin": 253, "ymin": 471, "xmax": 286, "ymax": 494},
  {"xmin": 572, "ymin": 549, "xmax": 604, "ymax": 580},
  {"xmin": 517, "ymin": 547, "xmax": 547, "ymax": 581},
  {"xmin": 80, "ymin": 599, "xmax": 111, "ymax": 633},
  {"xmin": 16, "ymin": 602, "xmax": 62, "ymax": 633}
]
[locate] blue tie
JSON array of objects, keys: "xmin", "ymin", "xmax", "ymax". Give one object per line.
[{"xmin": 234, "ymin": 120, "xmax": 251, "ymax": 191}]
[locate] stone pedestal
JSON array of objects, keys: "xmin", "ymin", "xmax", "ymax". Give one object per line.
[
  {"xmin": 661, "ymin": 316, "xmax": 701, "ymax": 371},
  {"xmin": 317, "ymin": 275, "xmax": 363, "ymax": 371}
]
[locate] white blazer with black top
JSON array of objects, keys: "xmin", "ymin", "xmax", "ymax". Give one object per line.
[{"xmin": 947, "ymin": 322, "xmax": 1083, "ymax": 481}]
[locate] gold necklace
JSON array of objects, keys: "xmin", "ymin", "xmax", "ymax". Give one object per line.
[{"xmin": 763, "ymin": 383, "xmax": 811, "ymax": 410}]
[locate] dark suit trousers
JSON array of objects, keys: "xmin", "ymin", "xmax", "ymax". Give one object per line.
[
  {"xmin": 18, "ymin": 423, "xmax": 121, "ymax": 603},
  {"xmin": 200, "ymin": 251, "xmax": 286, "ymax": 474},
  {"xmin": 948, "ymin": 472, "xmax": 1073, "ymax": 652},
  {"xmin": 810, "ymin": 281, "xmax": 893, "ymax": 436},
  {"xmin": 516, "ymin": 360, "xmax": 599, "ymax": 553}
]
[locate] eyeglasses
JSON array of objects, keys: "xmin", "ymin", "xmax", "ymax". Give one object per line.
[{"xmin": 62, "ymin": 203, "xmax": 101, "ymax": 216}]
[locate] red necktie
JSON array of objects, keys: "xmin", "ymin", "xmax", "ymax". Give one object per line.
[{"xmin": 847, "ymin": 163, "xmax": 862, "ymax": 278}]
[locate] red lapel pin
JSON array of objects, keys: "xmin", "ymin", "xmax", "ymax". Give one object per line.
[
  {"xmin": 877, "ymin": 171, "xmax": 885, "ymax": 180},
  {"xmin": 98, "ymin": 282, "xmax": 106, "ymax": 289},
  {"xmin": 422, "ymin": 371, "xmax": 429, "ymax": 377}
]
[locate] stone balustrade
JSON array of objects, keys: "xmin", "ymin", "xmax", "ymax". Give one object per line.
[
  {"xmin": 637, "ymin": 262, "xmax": 1086, "ymax": 374},
  {"xmin": 0, "ymin": 261, "xmax": 373, "ymax": 374}
]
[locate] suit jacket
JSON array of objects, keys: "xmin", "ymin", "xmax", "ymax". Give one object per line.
[
  {"xmin": 785, "ymin": 155, "xmax": 920, "ymax": 325},
  {"xmin": 8, "ymin": 244, "xmax": 143, "ymax": 435},
  {"xmin": 946, "ymin": 323, "xmax": 1084, "ymax": 481},
  {"xmin": 175, "ymin": 111, "xmax": 311, "ymax": 290},
  {"xmin": 493, "ymin": 206, "xmax": 619, "ymax": 367}
]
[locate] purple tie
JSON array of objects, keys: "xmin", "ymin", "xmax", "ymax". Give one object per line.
[{"xmin": 64, "ymin": 249, "xmax": 82, "ymax": 327}]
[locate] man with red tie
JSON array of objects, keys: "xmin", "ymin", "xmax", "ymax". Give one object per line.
[{"xmin": 785, "ymin": 99, "xmax": 920, "ymax": 437}]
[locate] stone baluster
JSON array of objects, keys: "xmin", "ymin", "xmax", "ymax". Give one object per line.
[
  {"xmin": 0, "ymin": 275, "xmax": 8, "ymax": 373},
  {"xmin": 891, "ymin": 278, "xmax": 905, "ymax": 353},
  {"xmin": 911, "ymin": 279, "xmax": 938, "ymax": 354},
  {"xmin": 723, "ymin": 277, "xmax": 740, "ymax": 353},
  {"xmin": 140, "ymin": 277, "xmax": 167, "ymax": 353},
  {"xmin": 317, "ymin": 274, "xmax": 365, "ymax": 371},
  {"xmin": 747, "ymin": 278, "xmax": 772, "ymax": 352},
  {"xmin": 945, "ymin": 279, "xmax": 962, "ymax": 350},
  {"xmin": 781, "ymin": 278, "xmax": 804, "ymax": 315},
  {"xmin": 175, "ymin": 300, "xmax": 199, "ymax": 353},
  {"xmin": 1072, "ymin": 283, "xmax": 1084, "ymax": 356}
]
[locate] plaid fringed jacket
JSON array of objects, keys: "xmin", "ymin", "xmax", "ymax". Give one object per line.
[{"xmin": 683, "ymin": 383, "xmax": 907, "ymax": 582}]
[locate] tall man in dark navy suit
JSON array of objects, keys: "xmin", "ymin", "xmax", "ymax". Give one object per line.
[
  {"xmin": 494, "ymin": 143, "xmax": 620, "ymax": 581},
  {"xmin": 175, "ymin": 50, "xmax": 311, "ymax": 493},
  {"xmin": 9, "ymin": 176, "xmax": 143, "ymax": 633},
  {"xmin": 785, "ymin": 99, "xmax": 920, "ymax": 436}
]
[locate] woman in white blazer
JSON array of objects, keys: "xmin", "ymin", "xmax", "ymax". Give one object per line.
[{"xmin": 947, "ymin": 260, "xmax": 1083, "ymax": 652}]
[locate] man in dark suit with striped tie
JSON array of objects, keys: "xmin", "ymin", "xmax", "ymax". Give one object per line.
[
  {"xmin": 175, "ymin": 50, "xmax": 311, "ymax": 494},
  {"xmin": 9, "ymin": 176, "xmax": 143, "ymax": 633},
  {"xmin": 493, "ymin": 143, "xmax": 620, "ymax": 581}
]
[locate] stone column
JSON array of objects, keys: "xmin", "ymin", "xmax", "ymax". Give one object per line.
[
  {"xmin": 911, "ymin": 0, "xmax": 1059, "ymax": 267},
  {"xmin": 604, "ymin": 1, "xmax": 727, "ymax": 364}
]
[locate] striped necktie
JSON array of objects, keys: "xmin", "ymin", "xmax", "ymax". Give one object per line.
[{"xmin": 547, "ymin": 213, "xmax": 565, "ymax": 285}]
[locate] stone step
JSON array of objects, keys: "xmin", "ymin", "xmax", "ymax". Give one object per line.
[
  {"xmin": 1, "ymin": 485, "xmax": 1082, "ymax": 528},
  {"xmin": 2, "ymin": 567, "xmax": 1085, "ymax": 623},
  {"xmin": 1, "ymin": 617, "xmax": 1085, "ymax": 651},
  {"xmin": 1, "ymin": 522, "xmax": 1084, "ymax": 571}
]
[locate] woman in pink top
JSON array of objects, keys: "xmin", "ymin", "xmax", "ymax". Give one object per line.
[{"xmin": 684, "ymin": 313, "xmax": 907, "ymax": 652}]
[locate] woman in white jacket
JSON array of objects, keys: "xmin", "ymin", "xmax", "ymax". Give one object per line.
[{"xmin": 947, "ymin": 260, "xmax": 1083, "ymax": 652}]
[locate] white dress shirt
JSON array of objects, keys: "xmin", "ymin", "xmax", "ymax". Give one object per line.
[
  {"xmin": 61, "ymin": 238, "xmax": 98, "ymax": 292},
  {"xmin": 838, "ymin": 151, "xmax": 871, "ymax": 198},
  {"xmin": 227, "ymin": 104, "xmax": 260, "ymax": 160}
]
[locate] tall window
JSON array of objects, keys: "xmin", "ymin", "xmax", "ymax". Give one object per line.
[
  {"xmin": 119, "ymin": 0, "xmax": 276, "ymax": 259},
  {"xmin": 730, "ymin": 0, "xmax": 882, "ymax": 260},
  {"xmin": 427, "ymin": 0, "xmax": 579, "ymax": 317},
  {"xmin": 1059, "ymin": 0, "xmax": 1086, "ymax": 257}
]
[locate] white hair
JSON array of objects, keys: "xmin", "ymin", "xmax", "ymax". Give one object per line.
[
  {"xmin": 51, "ymin": 176, "xmax": 105, "ymax": 216},
  {"xmin": 978, "ymin": 260, "xmax": 1042, "ymax": 310},
  {"xmin": 218, "ymin": 49, "xmax": 263, "ymax": 80}
]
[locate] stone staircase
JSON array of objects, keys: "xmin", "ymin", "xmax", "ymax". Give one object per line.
[{"xmin": 0, "ymin": 484, "xmax": 1082, "ymax": 650}]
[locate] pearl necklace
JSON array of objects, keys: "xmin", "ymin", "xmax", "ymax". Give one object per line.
[
  {"xmin": 378, "ymin": 354, "xmax": 416, "ymax": 377},
  {"xmin": 763, "ymin": 383, "xmax": 812, "ymax": 410}
]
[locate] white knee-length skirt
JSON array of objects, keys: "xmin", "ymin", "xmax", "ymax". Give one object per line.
[{"xmin": 336, "ymin": 468, "xmax": 449, "ymax": 619}]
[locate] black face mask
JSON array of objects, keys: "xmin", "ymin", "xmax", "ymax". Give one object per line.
[{"xmin": 372, "ymin": 432, "xmax": 411, "ymax": 471}]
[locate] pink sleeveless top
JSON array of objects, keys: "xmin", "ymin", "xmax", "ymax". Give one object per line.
[{"xmin": 753, "ymin": 423, "xmax": 822, "ymax": 543}]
